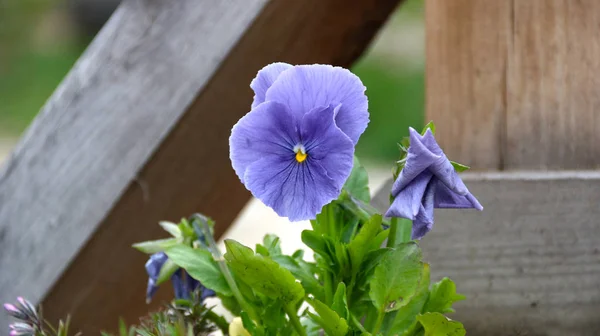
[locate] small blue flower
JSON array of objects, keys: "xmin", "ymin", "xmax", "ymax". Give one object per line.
[
  {"xmin": 385, "ymin": 128, "xmax": 483, "ymax": 239},
  {"xmin": 230, "ymin": 63, "xmax": 369, "ymax": 221},
  {"xmin": 145, "ymin": 252, "xmax": 215, "ymax": 302}
]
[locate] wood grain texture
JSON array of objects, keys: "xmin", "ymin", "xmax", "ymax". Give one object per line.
[
  {"xmin": 425, "ymin": 0, "xmax": 511, "ymax": 170},
  {"xmin": 427, "ymin": 0, "xmax": 600, "ymax": 170},
  {"xmin": 373, "ymin": 172, "xmax": 600, "ymax": 336},
  {"xmin": 0, "ymin": 0, "xmax": 404, "ymax": 332},
  {"xmin": 507, "ymin": 0, "xmax": 600, "ymax": 169}
]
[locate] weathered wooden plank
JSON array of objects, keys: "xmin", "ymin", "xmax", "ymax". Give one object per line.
[
  {"xmin": 507, "ymin": 0, "xmax": 600, "ymax": 169},
  {"xmin": 373, "ymin": 172, "xmax": 600, "ymax": 336},
  {"xmin": 427, "ymin": 0, "xmax": 600, "ymax": 170},
  {"xmin": 0, "ymin": 0, "xmax": 404, "ymax": 332},
  {"xmin": 425, "ymin": 0, "xmax": 511, "ymax": 170}
]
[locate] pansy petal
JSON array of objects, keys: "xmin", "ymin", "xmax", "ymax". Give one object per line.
[
  {"xmin": 385, "ymin": 171, "xmax": 433, "ymax": 219},
  {"xmin": 411, "ymin": 179, "xmax": 436, "ymax": 239},
  {"xmin": 301, "ymin": 104, "xmax": 354, "ymax": 188},
  {"xmin": 412, "ymin": 206, "xmax": 434, "ymax": 240},
  {"xmin": 250, "ymin": 62, "xmax": 293, "ymax": 108},
  {"xmin": 244, "ymin": 155, "xmax": 339, "ymax": 221},
  {"xmin": 391, "ymin": 128, "xmax": 441, "ymax": 195},
  {"xmin": 420, "ymin": 129, "xmax": 444, "ymax": 156},
  {"xmin": 229, "ymin": 101, "xmax": 299, "ymax": 183},
  {"xmin": 265, "ymin": 64, "xmax": 369, "ymax": 144},
  {"xmin": 434, "ymin": 181, "xmax": 483, "ymax": 210},
  {"xmin": 429, "ymin": 162, "xmax": 469, "ymax": 195}
]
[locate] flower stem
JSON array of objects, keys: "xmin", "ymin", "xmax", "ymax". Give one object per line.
[
  {"xmin": 323, "ymin": 272, "xmax": 334, "ymax": 305},
  {"xmin": 371, "ymin": 309, "xmax": 385, "ymax": 335},
  {"xmin": 194, "ymin": 215, "xmax": 260, "ymax": 322},
  {"xmin": 398, "ymin": 218, "xmax": 413, "ymax": 243},
  {"xmin": 205, "ymin": 309, "xmax": 230, "ymax": 333},
  {"xmin": 284, "ymin": 303, "xmax": 307, "ymax": 336},
  {"xmin": 351, "ymin": 314, "xmax": 368, "ymax": 334},
  {"xmin": 387, "ymin": 217, "xmax": 399, "ymax": 247}
]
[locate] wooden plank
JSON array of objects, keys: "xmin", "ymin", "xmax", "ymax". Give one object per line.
[
  {"xmin": 373, "ymin": 172, "xmax": 600, "ymax": 336},
  {"xmin": 507, "ymin": 0, "xmax": 600, "ymax": 169},
  {"xmin": 0, "ymin": 0, "xmax": 404, "ymax": 332},
  {"xmin": 427, "ymin": 0, "xmax": 600, "ymax": 170},
  {"xmin": 425, "ymin": 0, "xmax": 511, "ymax": 170}
]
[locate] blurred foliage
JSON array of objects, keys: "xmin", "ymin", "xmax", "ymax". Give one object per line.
[
  {"xmin": 353, "ymin": 60, "xmax": 424, "ymax": 163},
  {"xmin": 0, "ymin": 0, "xmax": 425, "ymax": 163}
]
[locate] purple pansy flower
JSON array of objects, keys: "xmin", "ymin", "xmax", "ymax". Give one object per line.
[
  {"xmin": 230, "ymin": 63, "xmax": 369, "ymax": 221},
  {"xmin": 145, "ymin": 252, "xmax": 215, "ymax": 302},
  {"xmin": 385, "ymin": 127, "xmax": 483, "ymax": 239}
]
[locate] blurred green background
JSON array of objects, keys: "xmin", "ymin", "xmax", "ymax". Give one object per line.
[{"xmin": 0, "ymin": 0, "xmax": 424, "ymax": 164}]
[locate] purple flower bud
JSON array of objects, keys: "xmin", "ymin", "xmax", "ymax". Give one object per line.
[
  {"xmin": 15, "ymin": 298, "xmax": 37, "ymax": 319},
  {"xmin": 9, "ymin": 322, "xmax": 34, "ymax": 336},
  {"xmin": 385, "ymin": 128, "xmax": 483, "ymax": 239},
  {"xmin": 3, "ymin": 304, "xmax": 27, "ymax": 320}
]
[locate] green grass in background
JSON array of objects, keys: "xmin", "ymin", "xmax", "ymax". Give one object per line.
[
  {"xmin": 0, "ymin": 48, "xmax": 82, "ymax": 134},
  {"xmin": 353, "ymin": 60, "xmax": 424, "ymax": 163}
]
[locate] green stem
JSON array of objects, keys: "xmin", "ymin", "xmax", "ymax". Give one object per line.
[
  {"xmin": 284, "ymin": 304, "xmax": 307, "ymax": 336},
  {"xmin": 205, "ymin": 309, "xmax": 230, "ymax": 333},
  {"xmin": 371, "ymin": 309, "xmax": 385, "ymax": 335},
  {"xmin": 323, "ymin": 272, "xmax": 334, "ymax": 305},
  {"xmin": 387, "ymin": 217, "xmax": 399, "ymax": 247},
  {"xmin": 398, "ymin": 218, "xmax": 413, "ymax": 243},
  {"xmin": 351, "ymin": 314, "xmax": 368, "ymax": 334},
  {"xmin": 195, "ymin": 216, "xmax": 260, "ymax": 322}
]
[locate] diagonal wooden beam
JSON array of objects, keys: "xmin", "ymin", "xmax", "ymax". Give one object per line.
[{"xmin": 0, "ymin": 0, "xmax": 404, "ymax": 331}]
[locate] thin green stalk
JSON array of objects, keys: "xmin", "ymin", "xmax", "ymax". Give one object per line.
[
  {"xmin": 387, "ymin": 217, "xmax": 399, "ymax": 247},
  {"xmin": 194, "ymin": 215, "xmax": 260, "ymax": 322},
  {"xmin": 398, "ymin": 218, "xmax": 412, "ymax": 243},
  {"xmin": 284, "ymin": 304, "xmax": 307, "ymax": 336},
  {"xmin": 204, "ymin": 309, "xmax": 229, "ymax": 333},
  {"xmin": 323, "ymin": 272, "xmax": 334, "ymax": 305},
  {"xmin": 351, "ymin": 314, "xmax": 368, "ymax": 334},
  {"xmin": 371, "ymin": 309, "xmax": 385, "ymax": 335}
]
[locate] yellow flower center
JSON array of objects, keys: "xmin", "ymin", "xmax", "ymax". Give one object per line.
[
  {"xmin": 294, "ymin": 144, "xmax": 307, "ymax": 163},
  {"xmin": 295, "ymin": 151, "xmax": 308, "ymax": 163}
]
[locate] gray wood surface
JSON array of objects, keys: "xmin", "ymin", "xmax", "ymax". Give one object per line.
[
  {"xmin": 0, "ymin": 0, "xmax": 267, "ymax": 330},
  {"xmin": 0, "ymin": 0, "xmax": 404, "ymax": 331},
  {"xmin": 373, "ymin": 171, "xmax": 600, "ymax": 336}
]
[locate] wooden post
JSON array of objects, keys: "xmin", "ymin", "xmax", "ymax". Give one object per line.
[
  {"xmin": 426, "ymin": 0, "xmax": 600, "ymax": 170},
  {"xmin": 423, "ymin": 1, "xmax": 600, "ymax": 334},
  {"xmin": 373, "ymin": 173, "xmax": 600, "ymax": 335},
  {"xmin": 0, "ymin": 0, "xmax": 404, "ymax": 332}
]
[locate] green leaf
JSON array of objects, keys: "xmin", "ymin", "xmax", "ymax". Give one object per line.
[
  {"xmin": 224, "ymin": 239, "xmax": 304, "ymax": 304},
  {"xmin": 344, "ymin": 156, "xmax": 370, "ymax": 202},
  {"xmin": 369, "ymin": 229, "xmax": 389, "ymax": 251},
  {"xmin": 369, "ymin": 243, "xmax": 424, "ymax": 312},
  {"xmin": 348, "ymin": 214, "xmax": 382, "ymax": 273},
  {"xmin": 301, "ymin": 230, "xmax": 329, "ymax": 258},
  {"xmin": 423, "ymin": 278, "xmax": 465, "ymax": 314},
  {"xmin": 259, "ymin": 234, "xmax": 282, "ymax": 256},
  {"xmin": 385, "ymin": 264, "xmax": 431, "ymax": 335},
  {"xmin": 417, "ymin": 313, "xmax": 465, "ymax": 336},
  {"xmin": 165, "ymin": 244, "xmax": 231, "ymax": 295},
  {"xmin": 132, "ymin": 238, "xmax": 179, "ymax": 254},
  {"xmin": 450, "ymin": 161, "xmax": 470, "ymax": 173},
  {"xmin": 159, "ymin": 221, "xmax": 182, "ymax": 238},
  {"xmin": 156, "ymin": 258, "xmax": 179, "ymax": 285},
  {"xmin": 331, "ymin": 283, "xmax": 349, "ymax": 321},
  {"xmin": 421, "ymin": 121, "xmax": 436, "ymax": 135},
  {"xmin": 307, "ymin": 298, "xmax": 349, "ymax": 336},
  {"xmin": 118, "ymin": 318, "xmax": 128, "ymax": 336},
  {"xmin": 272, "ymin": 254, "xmax": 324, "ymax": 301}
]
